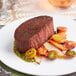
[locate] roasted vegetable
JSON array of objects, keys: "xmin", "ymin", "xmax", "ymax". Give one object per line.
[
  {"xmin": 64, "ymin": 50, "xmax": 76, "ymax": 59},
  {"xmin": 66, "ymin": 50, "xmax": 75, "ymax": 57},
  {"xmin": 48, "ymin": 50, "xmax": 57, "ymax": 60},
  {"xmin": 57, "ymin": 27, "xmax": 67, "ymax": 33},
  {"xmin": 48, "ymin": 40, "xmax": 67, "ymax": 51},
  {"xmin": 64, "ymin": 41, "xmax": 76, "ymax": 50},
  {"xmin": 34, "ymin": 55, "xmax": 41, "ymax": 64},
  {"xmin": 37, "ymin": 45, "xmax": 48, "ymax": 56},
  {"xmin": 58, "ymin": 33, "xmax": 67, "ymax": 39},
  {"xmin": 51, "ymin": 33, "xmax": 66, "ymax": 43},
  {"xmin": 25, "ymin": 48, "xmax": 36, "ymax": 59}
]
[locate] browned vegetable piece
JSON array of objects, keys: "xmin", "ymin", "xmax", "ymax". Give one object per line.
[
  {"xmin": 64, "ymin": 41, "xmax": 76, "ymax": 50},
  {"xmin": 57, "ymin": 26, "xmax": 67, "ymax": 33},
  {"xmin": 64, "ymin": 50, "xmax": 76, "ymax": 59},
  {"xmin": 37, "ymin": 45, "xmax": 48, "ymax": 56},
  {"xmin": 25, "ymin": 48, "xmax": 36, "ymax": 59},
  {"xmin": 51, "ymin": 33, "xmax": 67, "ymax": 43},
  {"xmin": 48, "ymin": 50, "xmax": 58, "ymax": 60},
  {"xmin": 48, "ymin": 40, "xmax": 67, "ymax": 51}
]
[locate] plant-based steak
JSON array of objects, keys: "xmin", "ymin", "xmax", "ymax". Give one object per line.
[{"xmin": 14, "ymin": 16, "xmax": 54, "ymax": 52}]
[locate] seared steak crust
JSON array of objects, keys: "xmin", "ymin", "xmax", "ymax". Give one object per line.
[{"xmin": 14, "ymin": 16, "xmax": 54, "ymax": 52}]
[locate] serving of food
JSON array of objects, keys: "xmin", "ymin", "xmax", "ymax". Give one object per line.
[
  {"xmin": 0, "ymin": 15, "xmax": 76, "ymax": 75},
  {"xmin": 14, "ymin": 16, "xmax": 76, "ymax": 64}
]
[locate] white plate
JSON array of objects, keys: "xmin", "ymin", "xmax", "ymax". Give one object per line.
[{"xmin": 0, "ymin": 15, "xmax": 76, "ymax": 76}]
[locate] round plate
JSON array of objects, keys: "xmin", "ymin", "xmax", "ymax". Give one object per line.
[{"xmin": 0, "ymin": 15, "xmax": 76, "ymax": 76}]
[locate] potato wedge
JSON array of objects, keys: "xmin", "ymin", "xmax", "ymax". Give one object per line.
[{"xmin": 34, "ymin": 55, "xmax": 41, "ymax": 64}]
